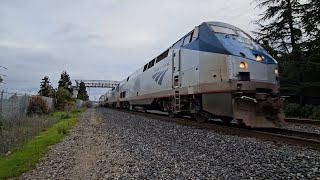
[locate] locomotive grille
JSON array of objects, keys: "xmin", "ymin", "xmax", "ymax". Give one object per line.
[{"xmin": 238, "ymin": 72, "xmax": 250, "ymax": 81}]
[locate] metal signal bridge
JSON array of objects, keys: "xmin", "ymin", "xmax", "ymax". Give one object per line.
[
  {"xmin": 74, "ymin": 80, "xmax": 120, "ymax": 88},
  {"xmin": 72, "ymin": 80, "xmax": 120, "ymax": 99}
]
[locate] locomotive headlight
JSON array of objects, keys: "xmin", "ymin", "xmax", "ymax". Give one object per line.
[
  {"xmin": 239, "ymin": 62, "xmax": 248, "ymax": 69},
  {"xmin": 275, "ymin": 68, "xmax": 279, "ymax": 76},
  {"xmin": 255, "ymin": 54, "xmax": 264, "ymax": 61}
]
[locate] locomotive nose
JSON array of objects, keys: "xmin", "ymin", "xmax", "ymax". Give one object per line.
[{"xmin": 228, "ymin": 56, "xmax": 279, "ymax": 88}]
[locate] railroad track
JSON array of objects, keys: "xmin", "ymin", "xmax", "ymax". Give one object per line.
[
  {"xmin": 285, "ymin": 118, "xmax": 320, "ymax": 126},
  {"xmin": 112, "ymin": 108, "xmax": 320, "ymax": 150}
]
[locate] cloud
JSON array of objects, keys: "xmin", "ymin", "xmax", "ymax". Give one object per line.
[
  {"xmin": 0, "ymin": 38, "xmax": 49, "ymax": 52},
  {"xmin": 0, "ymin": 0, "xmax": 261, "ymax": 99}
]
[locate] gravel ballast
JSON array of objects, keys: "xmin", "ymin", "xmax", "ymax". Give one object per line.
[
  {"xmin": 21, "ymin": 108, "xmax": 320, "ymax": 179},
  {"xmin": 284, "ymin": 123, "xmax": 320, "ymax": 134}
]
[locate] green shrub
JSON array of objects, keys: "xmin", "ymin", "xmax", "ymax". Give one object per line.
[
  {"xmin": 284, "ymin": 103, "xmax": 301, "ymax": 117},
  {"xmin": 55, "ymin": 87, "xmax": 74, "ymax": 110},
  {"xmin": 60, "ymin": 113, "xmax": 71, "ymax": 119},
  {"xmin": 82, "ymin": 101, "xmax": 93, "ymax": 108},
  {"xmin": 311, "ymin": 106, "xmax": 320, "ymax": 120},
  {"xmin": 284, "ymin": 103, "xmax": 320, "ymax": 120},
  {"xmin": 27, "ymin": 96, "xmax": 49, "ymax": 115},
  {"xmin": 300, "ymin": 104, "xmax": 315, "ymax": 118}
]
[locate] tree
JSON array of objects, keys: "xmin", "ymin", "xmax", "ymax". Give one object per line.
[
  {"xmin": 254, "ymin": 0, "xmax": 320, "ymax": 104},
  {"xmin": 38, "ymin": 76, "xmax": 54, "ymax": 97},
  {"xmin": 77, "ymin": 81, "xmax": 89, "ymax": 100},
  {"xmin": 302, "ymin": 0, "xmax": 320, "ymax": 37},
  {"xmin": 55, "ymin": 87, "xmax": 74, "ymax": 110},
  {"xmin": 254, "ymin": 0, "xmax": 302, "ymax": 58},
  {"xmin": 301, "ymin": 0, "xmax": 320, "ymax": 62},
  {"xmin": 0, "ymin": 76, "xmax": 2, "ymax": 83},
  {"xmin": 58, "ymin": 71, "xmax": 73, "ymax": 95}
]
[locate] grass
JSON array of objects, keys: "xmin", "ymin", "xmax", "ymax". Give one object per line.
[
  {"xmin": 0, "ymin": 108, "xmax": 85, "ymax": 179},
  {"xmin": 0, "ymin": 116, "xmax": 58, "ymax": 155}
]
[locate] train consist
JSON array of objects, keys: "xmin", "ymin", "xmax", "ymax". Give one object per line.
[{"xmin": 102, "ymin": 21, "xmax": 284, "ymax": 128}]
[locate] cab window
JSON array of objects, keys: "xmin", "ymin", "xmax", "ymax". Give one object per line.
[
  {"xmin": 183, "ymin": 33, "xmax": 192, "ymax": 46},
  {"xmin": 143, "ymin": 64, "xmax": 148, "ymax": 72},
  {"xmin": 236, "ymin": 30, "xmax": 253, "ymax": 40},
  {"xmin": 148, "ymin": 59, "xmax": 155, "ymax": 68},
  {"xmin": 210, "ymin": 25, "xmax": 236, "ymax": 35}
]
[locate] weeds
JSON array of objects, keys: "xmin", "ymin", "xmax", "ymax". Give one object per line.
[
  {"xmin": 0, "ymin": 116, "xmax": 58, "ymax": 155},
  {"xmin": 0, "ymin": 108, "xmax": 85, "ymax": 179},
  {"xmin": 0, "ymin": 117, "xmax": 78, "ymax": 179},
  {"xmin": 60, "ymin": 113, "xmax": 71, "ymax": 119},
  {"xmin": 57, "ymin": 126, "xmax": 67, "ymax": 134}
]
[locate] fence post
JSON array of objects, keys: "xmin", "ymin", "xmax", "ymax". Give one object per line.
[
  {"xmin": 24, "ymin": 93, "xmax": 29, "ymax": 117},
  {"xmin": 0, "ymin": 90, "xmax": 3, "ymax": 119}
]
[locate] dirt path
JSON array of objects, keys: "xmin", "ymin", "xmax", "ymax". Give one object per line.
[{"xmin": 20, "ymin": 108, "xmax": 134, "ymax": 180}]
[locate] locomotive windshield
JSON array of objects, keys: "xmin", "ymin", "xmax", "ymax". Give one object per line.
[
  {"xmin": 210, "ymin": 23, "xmax": 267, "ymax": 56},
  {"xmin": 236, "ymin": 30, "xmax": 252, "ymax": 40},
  {"xmin": 210, "ymin": 25, "xmax": 237, "ymax": 35}
]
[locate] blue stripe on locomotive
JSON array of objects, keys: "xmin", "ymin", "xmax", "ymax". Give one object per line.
[{"xmin": 183, "ymin": 22, "xmax": 277, "ymax": 64}]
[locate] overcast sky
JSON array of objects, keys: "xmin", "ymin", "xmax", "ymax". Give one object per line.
[{"xmin": 0, "ymin": 0, "xmax": 261, "ymax": 100}]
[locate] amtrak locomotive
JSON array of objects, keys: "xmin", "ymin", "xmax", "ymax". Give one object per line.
[{"xmin": 104, "ymin": 21, "xmax": 284, "ymax": 128}]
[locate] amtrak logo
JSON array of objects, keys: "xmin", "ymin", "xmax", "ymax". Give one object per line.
[{"xmin": 152, "ymin": 68, "xmax": 168, "ymax": 85}]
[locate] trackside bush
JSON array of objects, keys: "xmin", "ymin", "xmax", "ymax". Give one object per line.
[
  {"xmin": 55, "ymin": 87, "xmax": 75, "ymax": 110},
  {"xmin": 311, "ymin": 106, "xmax": 320, "ymax": 120},
  {"xmin": 27, "ymin": 96, "xmax": 49, "ymax": 115},
  {"xmin": 284, "ymin": 103, "xmax": 320, "ymax": 120},
  {"xmin": 82, "ymin": 101, "xmax": 93, "ymax": 108}
]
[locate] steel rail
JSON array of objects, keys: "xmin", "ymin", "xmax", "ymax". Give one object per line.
[
  {"xmin": 285, "ymin": 118, "xmax": 320, "ymax": 126},
  {"xmin": 109, "ymin": 108, "xmax": 320, "ymax": 150}
]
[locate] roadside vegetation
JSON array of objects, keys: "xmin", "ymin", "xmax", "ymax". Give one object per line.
[
  {"xmin": 0, "ymin": 70, "xmax": 90, "ymax": 179},
  {"xmin": 253, "ymin": 0, "xmax": 320, "ymax": 105},
  {"xmin": 0, "ymin": 108, "xmax": 85, "ymax": 179},
  {"xmin": 284, "ymin": 103, "xmax": 320, "ymax": 120}
]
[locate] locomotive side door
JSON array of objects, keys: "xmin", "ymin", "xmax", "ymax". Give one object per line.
[{"xmin": 172, "ymin": 49, "xmax": 181, "ymax": 88}]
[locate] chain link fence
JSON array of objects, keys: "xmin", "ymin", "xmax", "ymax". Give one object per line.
[
  {"xmin": 0, "ymin": 90, "xmax": 84, "ymax": 120},
  {"xmin": 0, "ymin": 91, "xmax": 30, "ymax": 120}
]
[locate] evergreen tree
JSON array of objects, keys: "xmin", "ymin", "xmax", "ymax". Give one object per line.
[
  {"xmin": 301, "ymin": 0, "xmax": 320, "ymax": 62},
  {"xmin": 302, "ymin": 0, "xmax": 320, "ymax": 37},
  {"xmin": 48, "ymin": 85, "xmax": 56, "ymax": 98},
  {"xmin": 0, "ymin": 76, "xmax": 2, "ymax": 83},
  {"xmin": 254, "ymin": 0, "xmax": 302, "ymax": 58},
  {"xmin": 58, "ymin": 70, "xmax": 73, "ymax": 95},
  {"xmin": 38, "ymin": 76, "xmax": 53, "ymax": 97},
  {"xmin": 254, "ymin": 0, "xmax": 320, "ymax": 104},
  {"xmin": 77, "ymin": 81, "xmax": 89, "ymax": 100}
]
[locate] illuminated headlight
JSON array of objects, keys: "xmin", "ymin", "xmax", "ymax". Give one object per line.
[
  {"xmin": 255, "ymin": 55, "xmax": 264, "ymax": 61},
  {"xmin": 275, "ymin": 68, "xmax": 279, "ymax": 76},
  {"xmin": 239, "ymin": 62, "xmax": 248, "ymax": 69}
]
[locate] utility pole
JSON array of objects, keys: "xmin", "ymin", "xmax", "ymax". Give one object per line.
[{"xmin": 0, "ymin": 66, "xmax": 8, "ymax": 84}]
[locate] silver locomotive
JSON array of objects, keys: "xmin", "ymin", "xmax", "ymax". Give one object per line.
[{"xmin": 104, "ymin": 22, "xmax": 283, "ymax": 128}]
